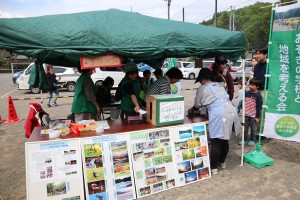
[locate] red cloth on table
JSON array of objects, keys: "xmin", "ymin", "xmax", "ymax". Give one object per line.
[{"xmin": 24, "ymin": 103, "xmax": 48, "ymax": 138}]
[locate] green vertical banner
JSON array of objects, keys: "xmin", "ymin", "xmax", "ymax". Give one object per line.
[
  {"xmin": 167, "ymin": 58, "xmax": 176, "ymax": 69},
  {"xmin": 264, "ymin": 2, "xmax": 300, "ymax": 142}
]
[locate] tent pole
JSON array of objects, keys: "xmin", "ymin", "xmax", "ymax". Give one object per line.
[
  {"xmin": 40, "ymin": 90, "xmax": 43, "ymax": 104},
  {"xmin": 240, "ymin": 59, "xmax": 245, "ymax": 166},
  {"xmin": 243, "ymin": 4, "xmax": 275, "ymax": 168}
]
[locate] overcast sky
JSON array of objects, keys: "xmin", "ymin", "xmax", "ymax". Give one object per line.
[{"xmin": 0, "ymin": 0, "xmax": 279, "ymax": 23}]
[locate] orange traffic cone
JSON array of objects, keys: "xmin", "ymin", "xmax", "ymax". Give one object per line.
[
  {"xmin": 3, "ymin": 96, "xmax": 21, "ymax": 124},
  {"xmin": 0, "ymin": 115, "xmax": 4, "ymax": 124}
]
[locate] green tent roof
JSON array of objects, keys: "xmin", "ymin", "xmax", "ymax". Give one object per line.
[{"xmin": 0, "ymin": 9, "xmax": 245, "ymax": 68}]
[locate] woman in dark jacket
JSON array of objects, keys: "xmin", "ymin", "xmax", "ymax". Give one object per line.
[{"xmin": 211, "ymin": 56, "xmax": 234, "ymax": 101}]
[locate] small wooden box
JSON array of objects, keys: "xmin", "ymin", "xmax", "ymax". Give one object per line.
[{"xmin": 146, "ymin": 94, "xmax": 184, "ymax": 126}]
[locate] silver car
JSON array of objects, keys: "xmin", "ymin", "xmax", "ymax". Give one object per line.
[{"xmin": 230, "ymin": 60, "xmax": 252, "ymax": 81}]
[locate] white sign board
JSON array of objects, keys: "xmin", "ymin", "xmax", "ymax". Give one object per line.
[
  {"xmin": 159, "ymin": 101, "xmax": 185, "ymax": 123},
  {"xmin": 25, "ymin": 139, "xmax": 84, "ymax": 200}
]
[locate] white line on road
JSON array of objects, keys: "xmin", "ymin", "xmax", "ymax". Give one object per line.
[{"xmin": 1, "ymin": 88, "xmax": 17, "ymax": 98}]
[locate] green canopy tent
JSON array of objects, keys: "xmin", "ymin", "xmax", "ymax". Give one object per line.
[
  {"xmin": 0, "ymin": 9, "xmax": 245, "ymax": 89},
  {"xmin": 0, "ymin": 9, "xmax": 245, "ymax": 67}
]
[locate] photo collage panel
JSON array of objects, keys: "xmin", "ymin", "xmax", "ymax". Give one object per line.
[
  {"xmin": 130, "ymin": 129, "xmax": 176, "ymax": 198},
  {"xmin": 172, "ymin": 124, "xmax": 211, "ymax": 187},
  {"xmin": 111, "ymin": 140, "xmax": 135, "ymax": 200},
  {"xmin": 82, "ymin": 134, "xmax": 136, "ymax": 200},
  {"xmin": 83, "ymin": 143, "xmax": 107, "ymax": 200}
]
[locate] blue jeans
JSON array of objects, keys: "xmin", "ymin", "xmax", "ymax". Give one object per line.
[
  {"xmin": 47, "ymin": 90, "xmax": 59, "ymax": 105},
  {"xmin": 237, "ymin": 100, "xmax": 242, "ymax": 114}
]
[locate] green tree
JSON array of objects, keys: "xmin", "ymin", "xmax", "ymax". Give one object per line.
[
  {"xmin": 201, "ymin": 2, "xmax": 272, "ymax": 51},
  {"xmin": 0, "ymin": 49, "xmax": 11, "ymax": 68}
]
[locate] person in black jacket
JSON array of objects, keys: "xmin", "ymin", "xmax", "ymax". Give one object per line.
[
  {"xmin": 253, "ymin": 47, "xmax": 268, "ymax": 90},
  {"xmin": 46, "ymin": 65, "xmax": 60, "ymax": 107},
  {"xmin": 96, "ymin": 77, "xmax": 114, "ymax": 105}
]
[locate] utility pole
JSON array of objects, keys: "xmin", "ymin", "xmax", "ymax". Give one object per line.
[
  {"xmin": 164, "ymin": 0, "xmax": 172, "ymax": 20},
  {"xmin": 214, "ymin": 0, "xmax": 217, "ymax": 27},
  {"xmin": 233, "ymin": 6, "xmax": 235, "ymax": 31},
  {"xmin": 229, "ymin": 6, "xmax": 232, "ymax": 30},
  {"xmin": 229, "ymin": 6, "xmax": 235, "ymax": 31}
]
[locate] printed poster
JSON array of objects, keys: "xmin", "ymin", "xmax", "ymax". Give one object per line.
[
  {"xmin": 81, "ymin": 134, "xmax": 136, "ymax": 200},
  {"xmin": 130, "ymin": 128, "xmax": 177, "ymax": 198},
  {"xmin": 170, "ymin": 123, "xmax": 211, "ymax": 187},
  {"xmin": 264, "ymin": 2, "xmax": 300, "ymax": 142},
  {"xmin": 25, "ymin": 139, "xmax": 84, "ymax": 200}
]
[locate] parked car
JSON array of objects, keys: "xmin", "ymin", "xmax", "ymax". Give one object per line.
[
  {"xmin": 17, "ymin": 63, "xmax": 79, "ymax": 94},
  {"xmin": 137, "ymin": 63, "xmax": 152, "ymax": 72},
  {"xmin": 12, "ymin": 70, "xmax": 24, "ymax": 84},
  {"xmin": 180, "ymin": 62, "xmax": 201, "ymax": 79},
  {"xmin": 202, "ymin": 60, "xmax": 214, "ymax": 68},
  {"xmin": 91, "ymin": 66, "xmax": 125, "ymax": 87},
  {"xmin": 137, "ymin": 63, "xmax": 156, "ymax": 79},
  {"xmin": 230, "ymin": 60, "xmax": 252, "ymax": 81},
  {"xmin": 91, "ymin": 65, "xmax": 156, "ymax": 87},
  {"xmin": 161, "ymin": 61, "xmax": 198, "ymax": 79}
]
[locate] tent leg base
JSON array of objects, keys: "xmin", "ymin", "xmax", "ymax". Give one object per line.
[{"xmin": 243, "ymin": 144, "xmax": 274, "ymax": 169}]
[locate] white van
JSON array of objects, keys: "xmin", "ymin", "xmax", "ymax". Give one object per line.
[
  {"xmin": 162, "ymin": 61, "xmax": 199, "ymax": 79},
  {"xmin": 91, "ymin": 67, "xmax": 125, "ymax": 87},
  {"xmin": 17, "ymin": 63, "xmax": 79, "ymax": 93}
]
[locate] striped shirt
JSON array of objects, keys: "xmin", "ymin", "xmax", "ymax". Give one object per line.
[
  {"xmin": 146, "ymin": 76, "xmax": 170, "ymax": 97},
  {"xmin": 244, "ymin": 90, "xmax": 262, "ymax": 118}
]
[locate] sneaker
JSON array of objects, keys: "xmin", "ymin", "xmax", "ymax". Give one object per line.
[
  {"xmin": 211, "ymin": 169, "xmax": 218, "ymax": 175},
  {"xmin": 47, "ymin": 104, "xmax": 51, "ymax": 108},
  {"xmin": 52, "ymin": 102, "xmax": 57, "ymax": 106},
  {"xmin": 248, "ymin": 140, "xmax": 255, "ymax": 146},
  {"xmin": 238, "ymin": 141, "xmax": 246, "ymax": 145},
  {"xmin": 219, "ymin": 162, "xmax": 226, "ymax": 169}
]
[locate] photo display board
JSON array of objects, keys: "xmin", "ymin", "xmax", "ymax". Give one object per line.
[
  {"xmin": 169, "ymin": 123, "xmax": 211, "ymax": 187},
  {"xmin": 130, "ymin": 128, "xmax": 177, "ymax": 198},
  {"xmin": 25, "ymin": 139, "xmax": 84, "ymax": 200},
  {"xmin": 81, "ymin": 134, "xmax": 136, "ymax": 200}
]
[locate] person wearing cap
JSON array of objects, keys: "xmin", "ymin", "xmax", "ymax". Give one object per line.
[
  {"xmin": 188, "ymin": 68, "xmax": 240, "ymax": 175},
  {"xmin": 153, "ymin": 69, "xmax": 163, "ymax": 80},
  {"xmin": 119, "ymin": 61, "xmax": 143, "ymax": 117},
  {"xmin": 211, "ymin": 56, "xmax": 234, "ymax": 101},
  {"xmin": 146, "ymin": 67, "xmax": 183, "ymax": 97}
]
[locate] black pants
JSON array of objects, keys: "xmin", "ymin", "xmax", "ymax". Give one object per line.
[
  {"xmin": 244, "ymin": 116, "xmax": 257, "ymax": 142},
  {"xmin": 210, "ymin": 138, "xmax": 229, "ymax": 169}
]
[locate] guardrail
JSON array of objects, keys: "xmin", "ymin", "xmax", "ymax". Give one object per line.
[
  {"xmin": 12, "ymin": 96, "xmax": 74, "ymax": 101},
  {"xmin": 10, "ymin": 88, "xmax": 199, "ymax": 100}
]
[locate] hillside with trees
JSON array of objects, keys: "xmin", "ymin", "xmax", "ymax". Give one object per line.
[
  {"xmin": 200, "ymin": 2, "xmax": 272, "ymax": 52},
  {"xmin": 200, "ymin": 0, "xmax": 297, "ymax": 52}
]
